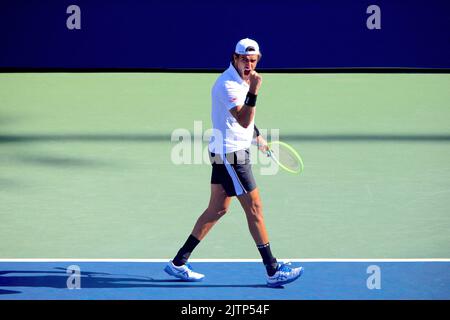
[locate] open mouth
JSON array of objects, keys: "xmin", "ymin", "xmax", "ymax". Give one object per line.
[{"xmin": 243, "ymin": 69, "xmax": 251, "ymax": 76}]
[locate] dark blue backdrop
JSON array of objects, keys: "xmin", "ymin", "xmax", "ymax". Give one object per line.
[{"xmin": 1, "ymin": 0, "xmax": 449, "ymax": 69}]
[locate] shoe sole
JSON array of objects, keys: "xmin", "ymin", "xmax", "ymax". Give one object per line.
[
  {"xmin": 267, "ymin": 267, "xmax": 304, "ymax": 288},
  {"xmin": 164, "ymin": 265, "xmax": 204, "ymax": 282}
]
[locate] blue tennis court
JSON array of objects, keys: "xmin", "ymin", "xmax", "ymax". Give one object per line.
[{"xmin": 1, "ymin": 260, "xmax": 449, "ymax": 300}]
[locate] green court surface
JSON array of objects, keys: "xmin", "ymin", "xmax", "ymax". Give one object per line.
[{"xmin": 1, "ymin": 73, "xmax": 449, "ymax": 259}]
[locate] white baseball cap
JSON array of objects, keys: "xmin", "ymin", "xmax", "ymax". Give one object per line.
[{"xmin": 235, "ymin": 38, "xmax": 261, "ymax": 55}]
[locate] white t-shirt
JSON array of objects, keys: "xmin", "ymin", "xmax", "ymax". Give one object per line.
[{"xmin": 208, "ymin": 63, "xmax": 255, "ymax": 154}]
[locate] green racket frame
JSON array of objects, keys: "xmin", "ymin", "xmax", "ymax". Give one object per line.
[{"xmin": 267, "ymin": 141, "xmax": 304, "ymax": 174}]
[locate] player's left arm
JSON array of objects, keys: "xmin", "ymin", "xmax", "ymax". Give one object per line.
[{"xmin": 254, "ymin": 124, "xmax": 269, "ymax": 152}]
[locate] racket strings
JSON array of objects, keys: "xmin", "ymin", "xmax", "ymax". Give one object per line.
[
  {"xmin": 267, "ymin": 141, "xmax": 304, "ymax": 174},
  {"xmin": 277, "ymin": 147, "xmax": 301, "ymax": 171}
]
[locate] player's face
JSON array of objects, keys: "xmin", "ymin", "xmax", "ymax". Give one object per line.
[{"xmin": 234, "ymin": 54, "xmax": 259, "ymax": 80}]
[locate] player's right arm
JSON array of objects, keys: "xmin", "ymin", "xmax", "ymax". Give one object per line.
[
  {"xmin": 229, "ymin": 71, "xmax": 262, "ymax": 128},
  {"xmin": 229, "ymin": 104, "xmax": 255, "ymax": 128}
]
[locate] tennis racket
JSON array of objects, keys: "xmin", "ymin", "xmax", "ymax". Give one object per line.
[{"xmin": 266, "ymin": 141, "xmax": 304, "ymax": 174}]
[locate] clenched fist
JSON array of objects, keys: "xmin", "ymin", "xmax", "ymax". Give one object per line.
[{"xmin": 248, "ymin": 71, "xmax": 262, "ymax": 95}]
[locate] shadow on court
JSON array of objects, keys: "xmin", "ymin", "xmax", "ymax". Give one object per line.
[
  {"xmin": 12, "ymin": 154, "xmax": 112, "ymax": 168},
  {"xmin": 0, "ymin": 289, "xmax": 21, "ymax": 295},
  {"xmin": 0, "ymin": 268, "xmax": 269, "ymax": 294},
  {"xmin": 0, "ymin": 178, "xmax": 21, "ymax": 189},
  {"xmin": 1, "ymin": 133, "xmax": 450, "ymax": 144}
]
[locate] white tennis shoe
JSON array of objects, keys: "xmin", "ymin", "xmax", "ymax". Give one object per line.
[
  {"xmin": 267, "ymin": 262, "xmax": 304, "ymax": 287},
  {"xmin": 164, "ymin": 261, "xmax": 205, "ymax": 282}
]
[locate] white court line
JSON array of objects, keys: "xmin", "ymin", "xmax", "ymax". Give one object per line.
[{"xmin": 0, "ymin": 258, "xmax": 449, "ymax": 262}]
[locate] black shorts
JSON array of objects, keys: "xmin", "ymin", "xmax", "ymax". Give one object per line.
[{"xmin": 209, "ymin": 148, "xmax": 257, "ymax": 197}]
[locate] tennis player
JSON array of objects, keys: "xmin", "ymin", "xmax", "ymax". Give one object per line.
[{"xmin": 165, "ymin": 38, "xmax": 303, "ymax": 287}]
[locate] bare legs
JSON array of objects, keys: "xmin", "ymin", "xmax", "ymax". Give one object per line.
[
  {"xmin": 192, "ymin": 185, "xmax": 269, "ymax": 246},
  {"xmin": 191, "ymin": 184, "xmax": 231, "ymax": 240},
  {"xmin": 237, "ymin": 188, "xmax": 269, "ymax": 246}
]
